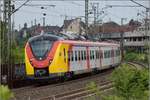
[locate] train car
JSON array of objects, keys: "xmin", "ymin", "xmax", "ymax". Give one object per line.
[{"xmin": 25, "ymin": 34, "xmax": 121, "ymax": 79}]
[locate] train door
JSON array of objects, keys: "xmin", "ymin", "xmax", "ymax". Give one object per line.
[
  {"xmin": 70, "ymin": 46, "xmax": 86, "ymax": 71},
  {"xmin": 99, "ymin": 47, "xmax": 103, "ymax": 70},
  {"xmin": 89, "ymin": 47, "xmax": 96, "ymax": 68},
  {"xmin": 95, "ymin": 47, "xmax": 100, "ymax": 68},
  {"xmin": 102, "ymin": 47, "xmax": 111, "ymax": 69},
  {"xmin": 111, "ymin": 47, "xmax": 114, "ymax": 66},
  {"xmin": 77, "ymin": 47, "xmax": 87, "ymax": 70}
]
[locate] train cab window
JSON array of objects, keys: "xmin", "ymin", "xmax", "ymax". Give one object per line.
[
  {"xmin": 75, "ymin": 51, "xmax": 78, "ymax": 61},
  {"xmin": 84, "ymin": 51, "xmax": 86, "ymax": 60}
]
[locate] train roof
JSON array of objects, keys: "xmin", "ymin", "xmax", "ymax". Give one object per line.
[
  {"xmin": 27, "ymin": 34, "xmax": 120, "ymax": 47},
  {"xmin": 59, "ymin": 40, "xmax": 120, "ymax": 47},
  {"xmin": 28, "ymin": 34, "xmax": 63, "ymax": 42}
]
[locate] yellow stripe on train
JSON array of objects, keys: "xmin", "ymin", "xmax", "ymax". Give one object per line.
[
  {"xmin": 25, "ymin": 48, "xmax": 34, "ymax": 75},
  {"xmin": 49, "ymin": 43, "xmax": 70, "ymax": 73}
]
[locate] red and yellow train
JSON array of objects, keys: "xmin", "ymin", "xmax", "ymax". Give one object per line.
[{"xmin": 25, "ymin": 34, "xmax": 121, "ymax": 79}]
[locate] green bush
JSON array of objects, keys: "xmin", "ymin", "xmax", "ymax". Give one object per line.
[
  {"xmin": 0, "ymin": 85, "xmax": 13, "ymax": 100},
  {"xmin": 11, "ymin": 45, "xmax": 24, "ymax": 63},
  {"xmin": 124, "ymin": 52, "xmax": 147, "ymax": 63},
  {"xmin": 89, "ymin": 64, "xmax": 149, "ymax": 100},
  {"xmin": 109, "ymin": 64, "xmax": 149, "ymax": 100}
]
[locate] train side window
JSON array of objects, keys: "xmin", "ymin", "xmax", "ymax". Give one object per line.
[
  {"xmin": 84, "ymin": 51, "xmax": 86, "ymax": 60},
  {"xmin": 108, "ymin": 50, "xmax": 110, "ymax": 58},
  {"xmin": 81, "ymin": 51, "xmax": 84, "ymax": 60},
  {"xmin": 68, "ymin": 51, "xmax": 70, "ymax": 61},
  {"xmin": 71, "ymin": 51, "xmax": 74, "ymax": 61},
  {"xmin": 111, "ymin": 50, "xmax": 114, "ymax": 57},
  {"xmin": 90, "ymin": 50, "xmax": 93, "ymax": 60},
  {"xmin": 96, "ymin": 50, "xmax": 99, "ymax": 59},
  {"xmin": 109, "ymin": 50, "xmax": 111, "ymax": 58},
  {"xmin": 78, "ymin": 51, "xmax": 80, "ymax": 61},
  {"xmin": 118, "ymin": 50, "xmax": 120, "ymax": 55},
  {"xmin": 115, "ymin": 50, "xmax": 117, "ymax": 56},
  {"xmin": 75, "ymin": 51, "xmax": 77, "ymax": 61},
  {"xmin": 104, "ymin": 51, "xmax": 107, "ymax": 58},
  {"xmin": 116, "ymin": 50, "xmax": 120, "ymax": 56},
  {"xmin": 97, "ymin": 50, "xmax": 100, "ymax": 59},
  {"xmin": 92, "ymin": 50, "xmax": 95, "ymax": 59},
  {"xmin": 104, "ymin": 51, "xmax": 105, "ymax": 58},
  {"xmin": 90, "ymin": 50, "xmax": 92, "ymax": 59}
]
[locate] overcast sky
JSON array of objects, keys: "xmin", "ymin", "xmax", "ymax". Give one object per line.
[{"xmin": 13, "ymin": 0, "xmax": 149, "ymax": 29}]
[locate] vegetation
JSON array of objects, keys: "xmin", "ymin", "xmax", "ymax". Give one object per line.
[
  {"xmin": 11, "ymin": 44, "xmax": 25, "ymax": 63},
  {"xmin": 85, "ymin": 81, "xmax": 101, "ymax": 100},
  {"xmin": 124, "ymin": 51, "xmax": 148, "ymax": 64},
  {"xmin": 0, "ymin": 85, "xmax": 13, "ymax": 100},
  {"xmin": 86, "ymin": 64, "xmax": 149, "ymax": 100},
  {"xmin": 0, "ymin": 21, "xmax": 8, "ymax": 64},
  {"xmin": 1, "ymin": 21, "xmax": 26, "ymax": 64},
  {"xmin": 106, "ymin": 64, "xmax": 149, "ymax": 100}
]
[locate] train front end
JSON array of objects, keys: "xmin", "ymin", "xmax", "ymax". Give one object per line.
[{"xmin": 25, "ymin": 34, "xmax": 60, "ymax": 79}]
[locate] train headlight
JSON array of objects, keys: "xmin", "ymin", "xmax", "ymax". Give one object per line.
[{"xmin": 49, "ymin": 60, "xmax": 52, "ymax": 64}]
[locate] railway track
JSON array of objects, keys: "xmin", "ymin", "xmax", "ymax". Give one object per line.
[
  {"xmin": 127, "ymin": 61, "xmax": 146, "ymax": 69},
  {"xmin": 39, "ymin": 81, "xmax": 112, "ymax": 100},
  {"xmin": 12, "ymin": 68, "xmax": 113, "ymax": 100}
]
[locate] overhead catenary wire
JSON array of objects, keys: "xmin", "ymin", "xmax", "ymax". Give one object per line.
[
  {"xmin": 12, "ymin": 0, "xmax": 30, "ymax": 14},
  {"xmin": 14, "ymin": 0, "xmax": 149, "ymax": 1}
]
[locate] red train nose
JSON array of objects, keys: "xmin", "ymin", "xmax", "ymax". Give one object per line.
[{"xmin": 30, "ymin": 58, "xmax": 52, "ymax": 68}]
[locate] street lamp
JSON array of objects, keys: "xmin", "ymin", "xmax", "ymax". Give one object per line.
[{"xmin": 43, "ymin": 13, "xmax": 46, "ymax": 27}]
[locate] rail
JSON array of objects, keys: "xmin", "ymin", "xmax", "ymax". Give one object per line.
[
  {"xmin": 38, "ymin": 81, "xmax": 112, "ymax": 100},
  {"xmin": 127, "ymin": 61, "xmax": 147, "ymax": 69},
  {"xmin": 12, "ymin": 69, "xmax": 113, "ymax": 100}
]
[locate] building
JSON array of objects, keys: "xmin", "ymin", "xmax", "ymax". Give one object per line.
[
  {"xmin": 61, "ymin": 18, "xmax": 86, "ymax": 35},
  {"xmin": 88, "ymin": 19, "xmax": 149, "ymax": 52},
  {"xmin": 19, "ymin": 24, "xmax": 61, "ymax": 37},
  {"xmin": 124, "ymin": 22, "xmax": 150, "ymax": 52}
]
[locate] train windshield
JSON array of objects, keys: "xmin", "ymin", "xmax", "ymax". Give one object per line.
[{"xmin": 30, "ymin": 39, "xmax": 53, "ymax": 59}]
